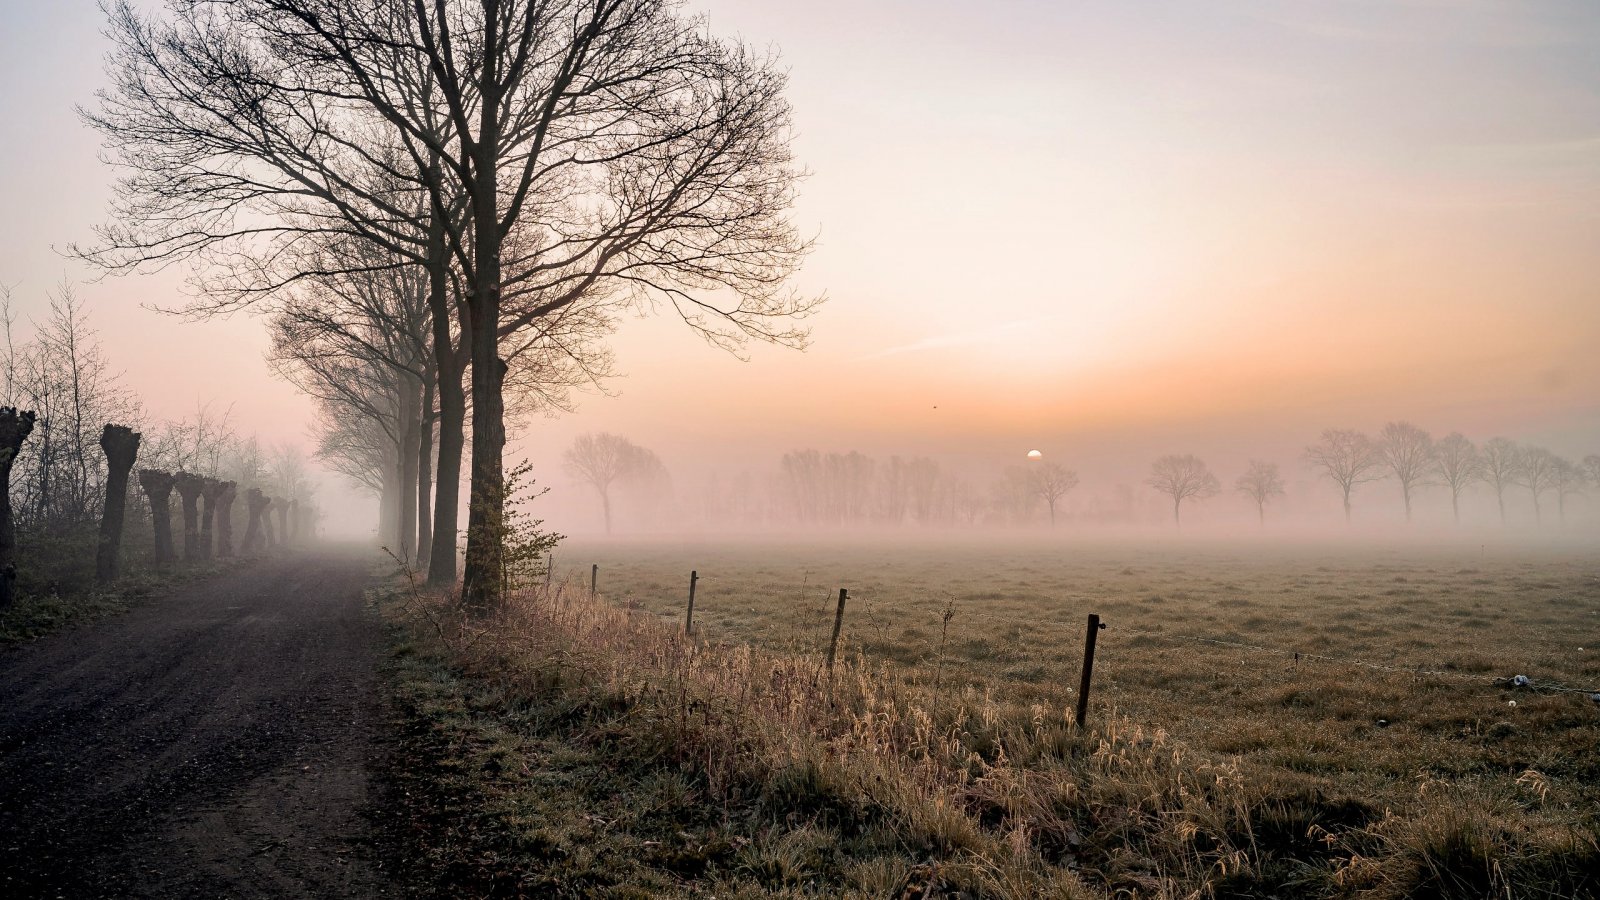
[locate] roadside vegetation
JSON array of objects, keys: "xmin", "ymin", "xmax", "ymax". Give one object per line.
[{"xmin": 378, "ymin": 536, "xmax": 1600, "ymax": 898}]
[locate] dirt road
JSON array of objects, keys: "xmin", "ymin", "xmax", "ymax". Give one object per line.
[{"xmin": 0, "ymin": 547, "xmax": 397, "ymax": 899}]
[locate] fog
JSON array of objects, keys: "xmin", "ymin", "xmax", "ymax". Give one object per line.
[{"xmin": 1, "ymin": 1, "xmax": 1596, "ymax": 560}]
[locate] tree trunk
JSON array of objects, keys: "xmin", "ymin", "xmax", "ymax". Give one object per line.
[
  {"xmin": 139, "ymin": 469, "xmax": 176, "ymax": 569},
  {"xmin": 199, "ymin": 478, "xmax": 222, "ymax": 561},
  {"xmin": 242, "ymin": 488, "xmax": 267, "ymax": 552},
  {"xmin": 1401, "ymin": 484, "xmax": 1412, "ymax": 523},
  {"xmin": 377, "ymin": 466, "xmax": 398, "ymax": 550},
  {"xmin": 173, "ymin": 473, "xmax": 204, "ymax": 563},
  {"xmin": 397, "ymin": 374, "xmax": 421, "ymax": 563},
  {"xmin": 425, "ymin": 163, "xmax": 465, "ymax": 588},
  {"xmin": 263, "ymin": 497, "xmax": 278, "ymax": 548},
  {"xmin": 601, "ymin": 489, "xmax": 612, "ymax": 535},
  {"xmin": 417, "ymin": 405, "xmax": 435, "ymax": 568},
  {"xmin": 1173, "ymin": 497, "xmax": 1181, "ymax": 527},
  {"xmin": 274, "ymin": 498, "xmax": 289, "ymax": 548},
  {"xmin": 95, "ymin": 424, "xmax": 141, "ymax": 583},
  {"xmin": 0, "ymin": 408, "xmax": 38, "ymax": 608},
  {"xmin": 215, "ymin": 481, "xmax": 237, "ymax": 557},
  {"xmin": 461, "ymin": 43, "xmax": 507, "ymax": 611},
  {"xmin": 1451, "ymin": 490, "xmax": 1460, "ymax": 524},
  {"xmin": 287, "ymin": 499, "xmax": 298, "ymax": 544}
]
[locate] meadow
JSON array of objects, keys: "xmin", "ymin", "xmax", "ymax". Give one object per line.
[{"xmin": 387, "ymin": 533, "xmax": 1600, "ymax": 897}]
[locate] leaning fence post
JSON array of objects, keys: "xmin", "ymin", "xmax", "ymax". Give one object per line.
[
  {"xmin": 546, "ymin": 552, "xmax": 553, "ymax": 587},
  {"xmin": 826, "ymin": 588, "xmax": 849, "ymax": 677},
  {"xmin": 1075, "ymin": 613, "xmax": 1106, "ymax": 728},
  {"xmin": 591, "ymin": 563, "xmax": 598, "ymax": 595},
  {"xmin": 685, "ymin": 570, "xmax": 699, "ymax": 634}
]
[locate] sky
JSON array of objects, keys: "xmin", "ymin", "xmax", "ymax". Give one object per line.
[{"xmin": 0, "ymin": 0, "xmax": 1596, "ymax": 535}]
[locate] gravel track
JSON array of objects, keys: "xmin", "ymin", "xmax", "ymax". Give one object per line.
[{"xmin": 0, "ymin": 546, "xmax": 397, "ymax": 899}]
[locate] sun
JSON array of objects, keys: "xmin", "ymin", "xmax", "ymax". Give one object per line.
[{"xmin": 1026, "ymin": 449, "xmax": 1043, "ymax": 460}]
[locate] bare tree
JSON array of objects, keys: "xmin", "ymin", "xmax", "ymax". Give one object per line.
[
  {"xmin": 95, "ymin": 424, "xmax": 141, "ymax": 583},
  {"xmin": 1433, "ymin": 432, "xmax": 1483, "ymax": 524},
  {"xmin": 1377, "ymin": 422, "xmax": 1434, "ymax": 522},
  {"xmin": 0, "ymin": 408, "xmax": 38, "ymax": 608},
  {"xmin": 1234, "ymin": 460, "xmax": 1284, "ymax": 526},
  {"xmin": 0, "ymin": 285, "xmax": 138, "ymax": 533},
  {"xmin": 990, "ymin": 465, "xmax": 1040, "ymax": 527},
  {"xmin": 137, "ymin": 469, "xmax": 176, "ymax": 569},
  {"xmin": 1029, "ymin": 462, "xmax": 1079, "ymax": 528},
  {"xmin": 1304, "ymin": 429, "xmax": 1381, "ymax": 523},
  {"xmin": 1480, "ymin": 438, "xmax": 1522, "ymax": 525},
  {"xmin": 84, "ymin": 0, "xmax": 816, "ymax": 609},
  {"xmin": 1550, "ymin": 456, "xmax": 1584, "ymax": 526},
  {"xmin": 1146, "ymin": 454, "xmax": 1219, "ymax": 526},
  {"xmin": 1519, "ymin": 447, "xmax": 1559, "ymax": 525},
  {"xmin": 562, "ymin": 433, "xmax": 668, "ymax": 534},
  {"xmin": 1585, "ymin": 455, "xmax": 1600, "ymax": 489}
]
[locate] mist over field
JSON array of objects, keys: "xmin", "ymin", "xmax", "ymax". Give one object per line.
[{"xmin": 1, "ymin": 1, "xmax": 1597, "ymax": 897}]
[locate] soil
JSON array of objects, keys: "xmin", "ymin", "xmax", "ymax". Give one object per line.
[{"xmin": 0, "ymin": 546, "xmax": 398, "ymax": 899}]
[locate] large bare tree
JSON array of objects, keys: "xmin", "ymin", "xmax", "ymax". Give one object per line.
[
  {"xmin": 1234, "ymin": 459, "xmax": 1284, "ymax": 526},
  {"xmin": 1146, "ymin": 454, "xmax": 1219, "ymax": 526},
  {"xmin": 1304, "ymin": 429, "xmax": 1381, "ymax": 523},
  {"xmin": 84, "ymin": 0, "xmax": 816, "ymax": 607},
  {"xmin": 1433, "ymin": 432, "xmax": 1483, "ymax": 524},
  {"xmin": 1377, "ymin": 421, "xmax": 1434, "ymax": 522}
]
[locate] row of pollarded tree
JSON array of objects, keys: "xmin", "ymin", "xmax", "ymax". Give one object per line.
[
  {"xmin": 134, "ymin": 470, "xmax": 311, "ymax": 569},
  {"xmin": 0, "ymin": 409, "xmax": 316, "ymax": 610}
]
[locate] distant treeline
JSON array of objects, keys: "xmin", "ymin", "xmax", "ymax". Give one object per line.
[{"xmin": 562, "ymin": 426, "xmax": 1598, "ymax": 532}]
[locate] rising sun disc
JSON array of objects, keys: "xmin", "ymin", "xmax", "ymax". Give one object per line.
[{"xmin": 1026, "ymin": 449, "xmax": 1043, "ymax": 460}]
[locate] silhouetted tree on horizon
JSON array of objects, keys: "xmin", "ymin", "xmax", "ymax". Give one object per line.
[
  {"xmin": 1519, "ymin": 447, "xmax": 1559, "ymax": 525},
  {"xmin": 1305, "ymin": 429, "xmax": 1382, "ymax": 523},
  {"xmin": 1434, "ymin": 432, "xmax": 1483, "ymax": 524},
  {"xmin": 1029, "ymin": 461, "xmax": 1079, "ymax": 528},
  {"xmin": 1481, "ymin": 438, "xmax": 1522, "ymax": 525},
  {"xmin": 1550, "ymin": 456, "xmax": 1585, "ymax": 526},
  {"xmin": 563, "ymin": 433, "xmax": 668, "ymax": 535},
  {"xmin": 1378, "ymin": 421, "xmax": 1435, "ymax": 522},
  {"xmin": 1146, "ymin": 454, "xmax": 1219, "ymax": 526},
  {"xmin": 1235, "ymin": 459, "xmax": 1285, "ymax": 526}
]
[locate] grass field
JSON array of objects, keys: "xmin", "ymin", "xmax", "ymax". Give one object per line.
[{"xmin": 387, "ymin": 533, "xmax": 1600, "ymax": 897}]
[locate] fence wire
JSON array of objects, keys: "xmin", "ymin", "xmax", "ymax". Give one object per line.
[{"xmin": 561, "ymin": 563, "xmax": 1600, "ymax": 699}]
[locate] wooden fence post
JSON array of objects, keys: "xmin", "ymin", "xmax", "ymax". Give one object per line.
[
  {"xmin": 546, "ymin": 552, "xmax": 553, "ymax": 587},
  {"xmin": 591, "ymin": 563, "xmax": 598, "ymax": 595},
  {"xmin": 1076, "ymin": 613, "xmax": 1105, "ymax": 728},
  {"xmin": 826, "ymin": 588, "xmax": 849, "ymax": 676},
  {"xmin": 685, "ymin": 570, "xmax": 698, "ymax": 634}
]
